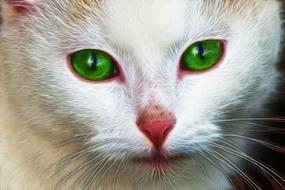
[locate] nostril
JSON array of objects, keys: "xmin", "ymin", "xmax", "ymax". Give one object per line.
[
  {"xmin": 142, "ymin": 129, "xmax": 152, "ymax": 141},
  {"xmin": 162, "ymin": 126, "xmax": 172, "ymax": 139}
]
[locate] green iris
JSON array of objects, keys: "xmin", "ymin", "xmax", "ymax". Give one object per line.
[
  {"xmin": 71, "ymin": 49, "xmax": 117, "ymax": 81},
  {"xmin": 182, "ymin": 40, "xmax": 223, "ymax": 71}
]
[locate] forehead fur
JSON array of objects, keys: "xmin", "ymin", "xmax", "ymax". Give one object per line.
[
  {"xmin": 68, "ymin": 0, "xmax": 104, "ymax": 10},
  {"xmin": 62, "ymin": 0, "xmax": 104, "ymax": 23},
  {"xmin": 75, "ymin": 0, "xmax": 103, "ymax": 6},
  {"xmin": 65, "ymin": 0, "xmax": 270, "ymax": 16},
  {"xmin": 55, "ymin": 0, "xmax": 272, "ymax": 24}
]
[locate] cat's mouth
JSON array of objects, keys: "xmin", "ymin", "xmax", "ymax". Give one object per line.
[{"xmin": 132, "ymin": 152, "xmax": 186, "ymax": 169}]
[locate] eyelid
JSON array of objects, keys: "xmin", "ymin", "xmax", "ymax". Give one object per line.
[{"xmin": 180, "ymin": 38, "xmax": 226, "ymax": 54}]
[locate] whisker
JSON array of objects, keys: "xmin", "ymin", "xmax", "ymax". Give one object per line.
[
  {"xmin": 209, "ymin": 142, "xmax": 285, "ymax": 189},
  {"xmin": 54, "ymin": 143, "xmax": 105, "ymax": 174},
  {"xmin": 163, "ymin": 171, "xmax": 176, "ymax": 189},
  {"xmin": 112, "ymin": 159, "xmax": 125, "ymax": 189},
  {"xmin": 206, "ymin": 147, "xmax": 261, "ymax": 190},
  {"xmin": 215, "ymin": 117, "xmax": 285, "ymax": 123},
  {"xmin": 216, "ymin": 138, "xmax": 242, "ymax": 152},
  {"xmin": 74, "ymin": 153, "xmax": 108, "ymax": 187},
  {"xmin": 221, "ymin": 134, "xmax": 285, "ymax": 154},
  {"xmin": 81, "ymin": 157, "xmax": 112, "ymax": 190},
  {"xmin": 58, "ymin": 133, "xmax": 92, "ymax": 147},
  {"xmin": 192, "ymin": 154, "xmax": 209, "ymax": 180},
  {"xmin": 196, "ymin": 151, "xmax": 236, "ymax": 190},
  {"xmin": 239, "ymin": 121, "xmax": 285, "ymax": 130},
  {"xmin": 95, "ymin": 158, "xmax": 118, "ymax": 187},
  {"xmin": 220, "ymin": 121, "xmax": 285, "ymax": 133},
  {"xmin": 55, "ymin": 154, "xmax": 102, "ymax": 189}
]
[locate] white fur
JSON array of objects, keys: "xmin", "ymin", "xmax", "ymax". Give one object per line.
[{"xmin": 0, "ymin": 0, "xmax": 282, "ymax": 189}]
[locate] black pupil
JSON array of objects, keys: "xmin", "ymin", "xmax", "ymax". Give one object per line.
[
  {"xmin": 89, "ymin": 54, "xmax": 98, "ymax": 70},
  {"xmin": 197, "ymin": 43, "xmax": 205, "ymax": 59}
]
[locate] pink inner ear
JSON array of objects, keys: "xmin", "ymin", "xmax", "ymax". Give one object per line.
[{"xmin": 5, "ymin": 0, "xmax": 37, "ymax": 15}]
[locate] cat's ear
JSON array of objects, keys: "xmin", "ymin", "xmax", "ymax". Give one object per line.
[{"xmin": 2, "ymin": 0, "xmax": 40, "ymax": 17}]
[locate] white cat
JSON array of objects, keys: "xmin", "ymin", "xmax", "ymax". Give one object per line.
[{"xmin": 0, "ymin": 0, "xmax": 283, "ymax": 189}]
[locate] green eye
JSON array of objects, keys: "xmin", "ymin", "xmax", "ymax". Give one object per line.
[
  {"xmin": 181, "ymin": 40, "xmax": 224, "ymax": 71},
  {"xmin": 70, "ymin": 49, "xmax": 117, "ymax": 81}
]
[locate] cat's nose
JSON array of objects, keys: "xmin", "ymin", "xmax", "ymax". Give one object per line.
[
  {"xmin": 138, "ymin": 119, "xmax": 175, "ymax": 148},
  {"xmin": 137, "ymin": 106, "xmax": 176, "ymax": 149}
]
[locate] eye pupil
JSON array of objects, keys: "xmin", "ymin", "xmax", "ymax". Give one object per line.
[
  {"xmin": 197, "ymin": 43, "xmax": 205, "ymax": 59},
  {"xmin": 89, "ymin": 54, "xmax": 98, "ymax": 70}
]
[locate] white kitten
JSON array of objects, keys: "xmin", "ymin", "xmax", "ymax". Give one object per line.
[{"xmin": 0, "ymin": 0, "xmax": 283, "ymax": 189}]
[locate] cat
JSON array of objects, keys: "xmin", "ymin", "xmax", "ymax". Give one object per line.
[{"xmin": 0, "ymin": 0, "xmax": 283, "ymax": 189}]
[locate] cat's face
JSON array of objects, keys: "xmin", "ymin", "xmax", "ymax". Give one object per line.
[{"xmin": 0, "ymin": 0, "xmax": 282, "ymax": 188}]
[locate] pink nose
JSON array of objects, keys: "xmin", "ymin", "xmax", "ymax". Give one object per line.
[{"xmin": 138, "ymin": 116, "xmax": 176, "ymax": 148}]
